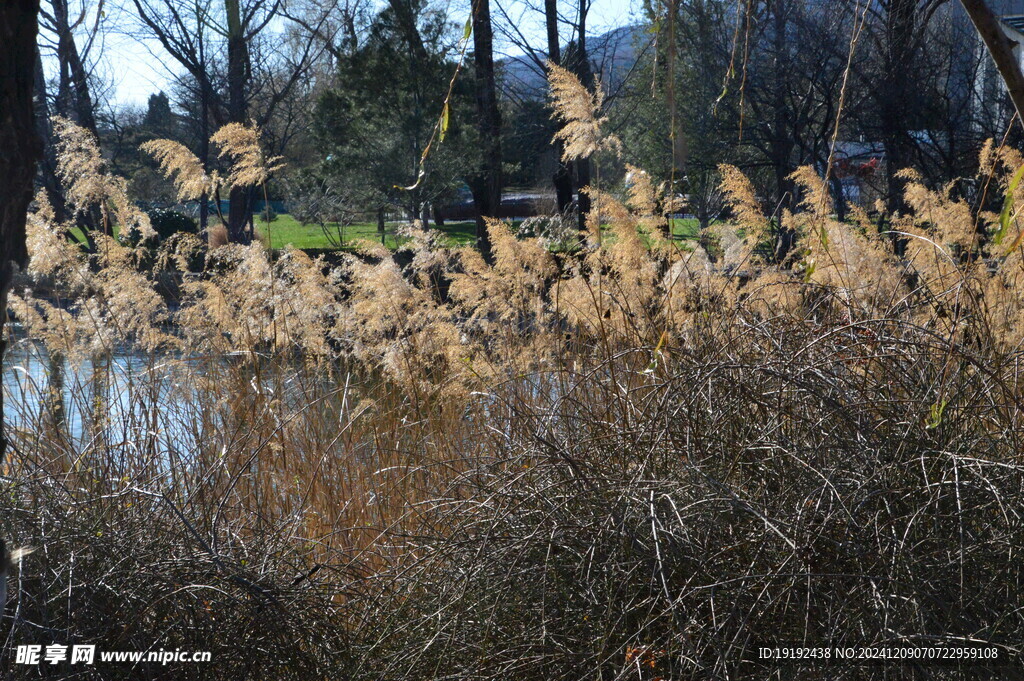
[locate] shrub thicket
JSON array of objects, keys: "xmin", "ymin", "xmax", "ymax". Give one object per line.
[{"xmin": 2, "ymin": 72, "xmax": 1024, "ymax": 680}]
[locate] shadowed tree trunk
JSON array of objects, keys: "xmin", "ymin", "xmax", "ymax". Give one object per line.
[
  {"xmin": 663, "ymin": 0, "xmax": 686, "ymax": 239},
  {"xmin": 34, "ymin": 50, "xmax": 68, "ymax": 223},
  {"xmin": 769, "ymin": 0, "xmax": 794, "ymax": 213},
  {"xmin": 665, "ymin": 0, "xmax": 687, "ymax": 178},
  {"xmin": 49, "ymin": 0, "xmax": 98, "ymax": 133},
  {"xmin": 878, "ymin": 0, "xmax": 917, "ymax": 217},
  {"xmin": 34, "ymin": 50, "xmax": 97, "ymax": 257},
  {"xmin": 199, "ymin": 84, "xmax": 211, "ymax": 232},
  {"xmin": 860, "ymin": 0, "xmax": 944, "ymax": 219},
  {"xmin": 225, "ymin": 0, "xmax": 253, "ymax": 244},
  {"xmin": 568, "ymin": 0, "xmax": 593, "ymax": 233},
  {"xmin": 42, "ymin": 0, "xmax": 105, "ymax": 241},
  {"xmin": 469, "ymin": 0, "xmax": 502, "ymax": 262},
  {"xmin": 545, "ymin": 0, "xmax": 574, "ymax": 213},
  {"xmin": 768, "ymin": 0, "xmax": 796, "ymax": 259},
  {"xmin": 1, "ymin": 0, "xmax": 42, "ymax": 468},
  {"xmin": 569, "ymin": 41, "xmax": 593, "ymax": 233},
  {"xmin": 33, "ymin": 46, "xmax": 98, "ymax": 253}
]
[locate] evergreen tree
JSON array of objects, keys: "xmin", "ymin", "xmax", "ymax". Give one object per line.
[{"xmin": 314, "ymin": 2, "xmax": 477, "ymax": 224}]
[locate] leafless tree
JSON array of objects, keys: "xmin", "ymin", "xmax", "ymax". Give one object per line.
[
  {"xmin": 129, "ymin": 0, "xmax": 220, "ymax": 229},
  {"xmin": 38, "ymin": 0, "xmax": 102, "ymax": 132},
  {"xmin": 852, "ymin": 0, "xmax": 948, "ymax": 215},
  {"xmin": 740, "ymin": 1, "xmax": 857, "ymax": 212},
  {"xmin": 279, "ymin": 0, "xmax": 370, "ymax": 67},
  {"xmin": 493, "ymin": 0, "xmax": 642, "ymax": 223},
  {"xmin": 470, "ymin": 0, "xmax": 503, "ymax": 261},
  {"xmin": 544, "ymin": 0, "xmax": 574, "ymax": 211},
  {"xmin": 130, "ymin": 0, "xmax": 332, "ymax": 240},
  {"xmin": 1, "ymin": 0, "xmax": 42, "ymax": 471},
  {"xmin": 36, "ymin": 0, "xmax": 107, "ymax": 241}
]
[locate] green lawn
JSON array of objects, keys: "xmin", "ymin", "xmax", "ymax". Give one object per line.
[
  {"xmin": 68, "ymin": 214, "xmax": 707, "ymax": 253},
  {"xmin": 256, "ymin": 215, "xmax": 478, "ymax": 250},
  {"xmin": 602, "ymin": 217, "xmax": 703, "ymax": 246},
  {"xmin": 266, "ymin": 215, "xmax": 704, "ymax": 249},
  {"xmin": 260, "ymin": 215, "xmax": 704, "ymax": 250},
  {"xmin": 671, "ymin": 218, "xmax": 703, "ymax": 239}
]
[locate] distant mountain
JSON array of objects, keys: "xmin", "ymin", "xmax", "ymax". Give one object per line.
[{"xmin": 497, "ymin": 25, "xmax": 652, "ymax": 102}]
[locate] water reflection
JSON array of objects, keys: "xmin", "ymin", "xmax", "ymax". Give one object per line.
[{"xmin": 2, "ymin": 340, "xmax": 191, "ymax": 452}]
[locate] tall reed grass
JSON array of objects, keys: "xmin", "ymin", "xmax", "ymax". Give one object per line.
[{"xmin": 2, "ymin": 70, "xmax": 1024, "ymax": 679}]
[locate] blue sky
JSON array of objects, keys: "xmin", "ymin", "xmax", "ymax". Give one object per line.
[{"xmin": 89, "ymin": 0, "xmax": 640, "ymax": 107}]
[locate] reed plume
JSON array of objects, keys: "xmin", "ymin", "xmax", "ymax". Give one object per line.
[
  {"xmin": 547, "ymin": 62, "xmax": 621, "ymax": 162},
  {"xmin": 53, "ymin": 116, "xmax": 156, "ymax": 241},
  {"xmin": 140, "ymin": 139, "xmax": 220, "ymax": 201},
  {"xmin": 210, "ymin": 122, "xmax": 285, "ymax": 188}
]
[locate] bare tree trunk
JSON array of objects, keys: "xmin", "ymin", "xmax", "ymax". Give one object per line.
[
  {"xmin": 571, "ymin": 0, "xmax": 593, "ymax": 232},
  {"xmin": 51, "ymin": 0, "xmax": 97, "ymax": 132},
  {"xmin": 35, "ymin": 48, "xmax": 97, "ymax": 257},
  {"xmin": 225, "ymin": 0, "xmax": 252, "ymax": 243},
  {"xmin": 469, "ymin": 0, "xmax": 502, "ymax": 262},
  {"xmin": 34, "ymin": 46, "xmax": 98, "ymax": 254},
  {"xmin": 1, "ymin": 0, "xmax": 42, "ymax": 469},
  {"xmin": 64, "ymin": 30, "xmax": 97, "ymax": 132},
  {"xmin": 878, "ymin": 0, "xmax": 918, "ymax": 217},
  {"xmin": 770, "ymin": 0, "xmax": 793, "ymax": 211},
  {"xmin": 960, "ymin": 0, "xmax": 1024, "ymax": 121},
  {"xmin": 226, "ymin": 0, "xmax": 246, "ymax": 125},
  {"xmin": 48, "ymin": 0, "xmax": 105, "ymax": 240},
  {"xmin": 34, "ymin": 49, "xmax": 67, "ymax": 223},
  {"xmin": 545, "ymin": 0, "xmax": 574, "ymax": 213},
  {"xmin": 199, "ymin": 83, "xmax": 211, "ymax": 232},
  {"xmin": 571, "ymin": 49, "xmax": 593, "ymax": 233},
  {"xmin": 664, "ymin": 0, "xmax": 685, "ymax": 238},
  {"xmin": 769, "ymin": 0, "xmax": 796, "ymax": 259},
  {"xmin": 665, "ymin": 0, "xmax": 687, "ymax": 177}
]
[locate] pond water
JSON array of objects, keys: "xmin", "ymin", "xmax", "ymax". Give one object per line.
[
  {"xmin": 2, "ymin": 339, "xmax": 195, "ymax": 450},
  {"xmin": 1, "ymin": 336, "xmax": 406, "ymax": 458},
  {"xmin": 3, "ymin": 333, "xmax": 567, "ymax": 459}
]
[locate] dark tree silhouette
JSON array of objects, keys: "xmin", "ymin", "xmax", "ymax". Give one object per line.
[
  {"xmin": 470, "ymin": 0, "xmax": 503, "ymax": 262},
  {"xmin": 1, "ymin": 0, "xmax": 42, "ymax": 465},
  {"xmin": 545, "ymin": 0, "xmax": 574, "ymax": 212}
]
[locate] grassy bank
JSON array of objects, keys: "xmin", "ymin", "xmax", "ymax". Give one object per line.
[
  {"xmin": 256, "ymin": 214, "xmax": 477, "ymax": 249},
  {"xmin": 259, "ymin": 214, "xmax": 704, "ymax": 249},
  {"xmin": 5, "ymin": 304, "xmax": 1021, "ymax": 680},
  {"xmin": 69, "ymin": 214, "xmax": 705, "ymax": 253},
  {"xmin": 6, "ymin": 117, "xmax": 1023, "ymax": 680}
]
